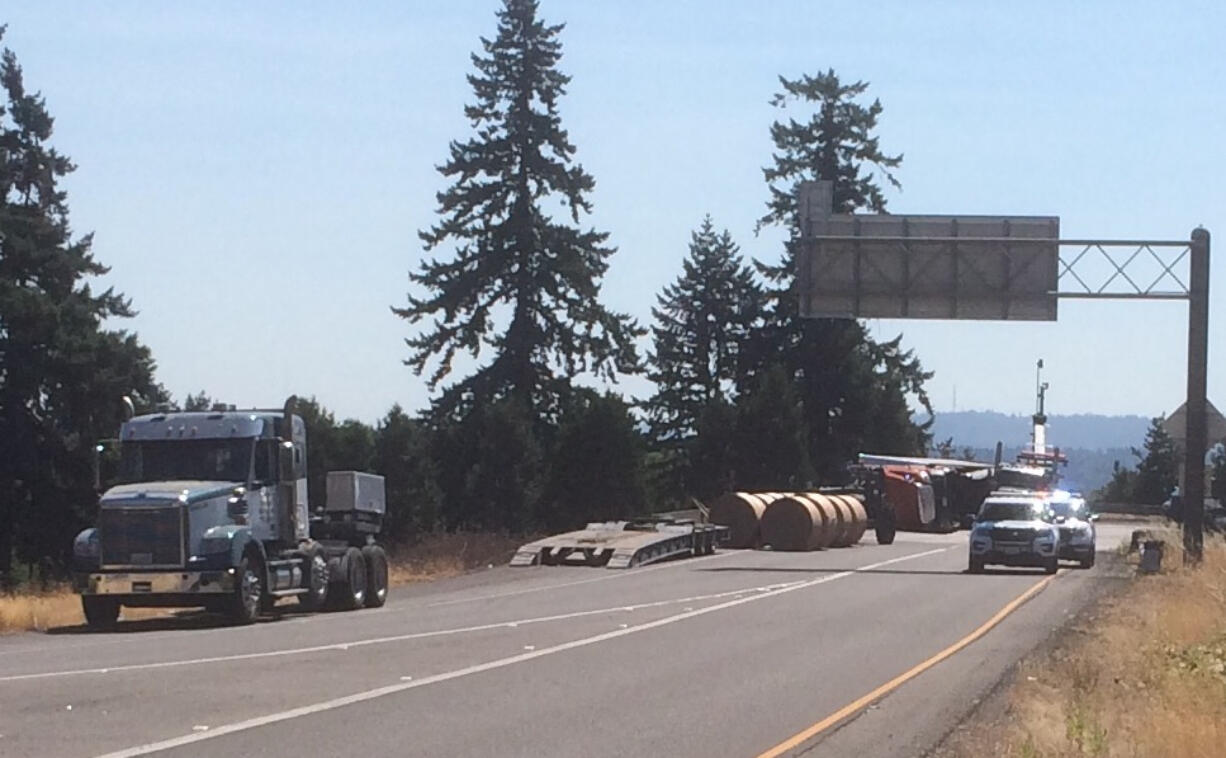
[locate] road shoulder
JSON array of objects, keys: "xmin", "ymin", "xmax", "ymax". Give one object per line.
[{"xmin": 925, "ymin": 550, "xmax": 1135, "ymax": 757}]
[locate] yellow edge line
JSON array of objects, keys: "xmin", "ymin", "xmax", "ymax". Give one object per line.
[{"xmin": 754, "ymin": 570, "xmax": 1063, "ymax": 758}]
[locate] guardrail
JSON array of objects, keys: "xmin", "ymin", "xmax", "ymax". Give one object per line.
[{"xmin": 1092, "ymin": 502, "xmax": 1166, "ymax": 516}]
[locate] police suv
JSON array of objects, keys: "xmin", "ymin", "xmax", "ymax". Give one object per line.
[{"xmin": 968, "ymin": 492, "xmax": 1059, "ymax": 574}]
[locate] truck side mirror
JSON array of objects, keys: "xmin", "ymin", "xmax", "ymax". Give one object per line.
[{"xmin": 278, "ymin": 441, "xmax": 295, "ymax": 481}]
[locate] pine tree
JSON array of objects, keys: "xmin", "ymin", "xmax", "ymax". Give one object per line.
[
  {"xmin": 759, "ymin": 69, "xmax": 901, "ymax": 231},
  {"xmin": 0, "ymin": 29, "xmax": 165, "ymax": 582},
  {"xmin": 686, "ymin": 397, "xmax": 738, "ymax": 500},
  {"xmin": 183, "ymin": 391, "xmax": 223, "ymax": 412},
  {"xmin": 729, "ymin": 365, "xmax": 812, "ymax": 490},
  {"xmin": 748, "ymin": 69, "xmax": 931, "ymax": 482},
  {"xmin": 645, "ymin": 217, "xmax": 763, "ymax": 445},
  {"xmin": 394, "ymin": 0, "xmax": 642, "ymax": 419},
  {"xmin": 430, "ymin": 397, "xmax": 542, "ymax": 533},
  {"xmin": 541, "ymin": 390, "xmax": 646, "ymax": 529},
  {"xmin": 1097, "ymin": 459, "xmax": 1139, "ymax": 504},
  {"xmin": 1133, "ymin": 417, "xmax": 1180, "ymax": 505},
  {"xmin": 374, "ymin": 405, "xmax": 443, "ymax": 540}
]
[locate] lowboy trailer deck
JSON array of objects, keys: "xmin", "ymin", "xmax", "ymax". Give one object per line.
[{"xmin": 511, "ymin": 517, "xmax": 730, "ymax": 569}]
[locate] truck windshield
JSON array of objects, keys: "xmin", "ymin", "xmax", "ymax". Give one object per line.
[
  {"xmin": 119, "ymin": 439, "xmax": 254, "ymax": 484},
  {"xmin": 979, "ymin": 502, "xmax": 1044, "ymax": 522}
]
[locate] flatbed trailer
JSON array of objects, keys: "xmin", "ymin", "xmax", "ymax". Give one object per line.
[{"xmin": 511, "ymin": 518, "xmax": 730, "ymax": 569}]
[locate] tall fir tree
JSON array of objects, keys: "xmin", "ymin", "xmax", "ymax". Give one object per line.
[
  {"xmin": 759, "ymin": 69, "xmax": 901, "ymax": 231},
  {"xmin": 0, "ymin": 28, "xmax": 166, "ymax": 582},
  {"xmin": 430, "ymin": 397, "xmax": 543, "ymax": 533},
  {"xmin": 394, "ymin": 0, "xmax": 642, "ymax": 420},
  {"xmin": 374, "ymin": 405, "xmax": 443, "ymax": 540},
  {"xmin": 1133, "ymin": 417, "xmax": 1180, "ymax": 505},
  {"xmin": 541, "ymin": 390, "xmax": 646, "ymax": 529},
  {"xmin": 729, "ymin": 365, "xmax": 812, "ymax": 490},
  {"xmin": 646, "ymin": 216, "xmax": 763, "ymax": 444},
  {"xmin": 749, "ymin": 69, "xmax": 931, "ymax": 482}
]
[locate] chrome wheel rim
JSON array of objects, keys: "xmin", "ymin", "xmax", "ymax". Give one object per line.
[
  {"xmin": 241, "ymin": 567, "xmax": 261, "ymax": 616},
  {"xmin": 310, "ymin": 555, "xmax": 328, "ymax": 599}
]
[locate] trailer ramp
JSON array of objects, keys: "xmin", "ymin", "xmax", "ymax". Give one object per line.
[{"xmin": 511, "ymin": 518, "xmax": 729, "ymax": 569}]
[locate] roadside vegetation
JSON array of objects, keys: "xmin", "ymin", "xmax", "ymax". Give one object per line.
[
  {"xmin": 0, "ymin": 532, "xmax": 526, "ymax": 634},
  {"xmin": 939, "ymin": 530, "xmax": 1226, "ymax": 757}
]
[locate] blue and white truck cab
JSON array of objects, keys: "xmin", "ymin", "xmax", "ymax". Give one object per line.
[{"xmin": 72, "ymin": 397, "xmax": 388, "ymax": 629}]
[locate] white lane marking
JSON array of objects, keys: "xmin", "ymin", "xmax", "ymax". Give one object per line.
[
  {"xmin": 0, "ymin": 579, "xmax": 808, "ymax": 682},
  {"xmin": 0, "ymin": 550, "xmax": 747, "ymax": 662},
  {"xmin": 423, "ymin": 549, "xmax": 744, "ymax": 608},
  {"xmin": 92, "ymin": 547, "xmax": 950, "ymax": 758}
]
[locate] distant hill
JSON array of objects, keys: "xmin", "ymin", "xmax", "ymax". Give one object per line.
[{"xmin": 922, "ymin": 410, "xmax": 1151, "ymax": 451}]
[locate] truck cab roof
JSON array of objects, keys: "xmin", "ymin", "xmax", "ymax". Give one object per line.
[{"xmin": 121, "ymin": 411, "xmax": 301, "ymax": 441}]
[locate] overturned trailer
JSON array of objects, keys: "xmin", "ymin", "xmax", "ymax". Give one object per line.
[
  {"xmin": 510, "ymin": 517, "xmax": 730, "ymax": 569},
  {"xmin": 857, "ymin": 454, "xmax": 997, "ymax": 530}
]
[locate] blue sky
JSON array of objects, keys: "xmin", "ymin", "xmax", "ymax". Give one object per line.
[{"xmin": 4, "ymin": 1, "xmax": 1223, "ymax": 427}]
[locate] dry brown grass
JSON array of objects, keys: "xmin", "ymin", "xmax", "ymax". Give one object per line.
[
  {"xmin": 941, "ymin": 528, "xmax": 1226, "ymax": 758},
  {"xmin": 387, "ymin": 531, "xmax": 527, "ymax": 586},
  {"xmin": 0, "ymin": 587, "xmax": 168, "ymax": 634},
  {"xmin": 0, "ymin": 532, "xmax": 527, "ymax": 634}
]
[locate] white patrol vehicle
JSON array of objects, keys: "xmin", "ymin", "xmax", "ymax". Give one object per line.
[
  {"xmin": 1046, "ymin": 490, "xmax": 1098, "ymax": 568},
  {"xmin": 968, "ymin": 493, "xmax": 1059, "ymax": 574}
]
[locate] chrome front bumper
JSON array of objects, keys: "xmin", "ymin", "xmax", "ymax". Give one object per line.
[{"xmin": 82, "ymin": 570, "xmax": 235, "ymax": 596}]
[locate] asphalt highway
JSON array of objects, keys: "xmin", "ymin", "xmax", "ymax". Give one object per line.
[{"xmin": 0, "ymin": 524, "xmax": 1133, "ymax": 758}]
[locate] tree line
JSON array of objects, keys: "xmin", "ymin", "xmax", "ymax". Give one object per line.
[
  {"xmin": 1096, "ymin": 417, "xmax": 1226, "ymax": 506},
  {"xmin": 0, "ymin": 2, "xmax": 933, "ymax": 586}
]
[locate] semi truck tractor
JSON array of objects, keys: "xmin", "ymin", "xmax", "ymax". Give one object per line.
[{"xmin": 71, "ymin": 396, "xmax": 389, "ymax": 629}]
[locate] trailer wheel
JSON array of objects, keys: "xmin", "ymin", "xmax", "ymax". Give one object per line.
[
  {"xmin": 82, "ymin": 596, "xmax": 120, "ymax": 629},
  {"xmin": 361, "ymin": 545, "xmax": 389, "ymax": 608},
  {"xmin": 875, "ymin": 513, "xmax": 897, "ymax": 545},
  {"xmin": 228, "ymin": 553, "xmax": 264, "ymax": 625},
  {"xmin": 298, "ymin": 545, "xmax": 330, "ymax": 611},
  {"xmin": 332, "ymin": 547, "xmax": 367, "ymax": 611}
]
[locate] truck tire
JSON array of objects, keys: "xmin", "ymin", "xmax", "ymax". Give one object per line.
[
  {"xmin": 1044, "ymin": 558, "xmax": 1059, "ymax": 575},
  {"xmin": 332, "ymin": 547, "xmax": 367, "ymax": 611},
  {"xmin": 227, "ymin": 553, "xmax": 264, "ymax": 625},
  {"xmin": 875, "ymin": 518, "xmax": 897, "ymax": 546},
  {"xmin": 1079, "ymin": 554, "xmax": 1096, "ymax": 570},
  {"xmin": 82, "ymin": 596, "xmax": 120, "ymax": 629},
  {"xmin": 968, "ymin": 556, "xmax": 984, "ymax": 574},
  {"xmin": 297, "ymin": 544, "xmax": 330, "ymax": 612},
  {"xmin": 362, "ymin": 545, "xmax": 389, "ymax": 608}
]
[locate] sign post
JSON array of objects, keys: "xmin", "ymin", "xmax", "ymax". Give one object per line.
[{"xmin": 1184, "ymin": 228, "xmax": 1210, "ymax": 562}]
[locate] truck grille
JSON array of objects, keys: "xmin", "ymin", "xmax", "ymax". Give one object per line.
[{"xmin": 99, "ymin": 506, "xmax": 185, "ymax": 568}]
